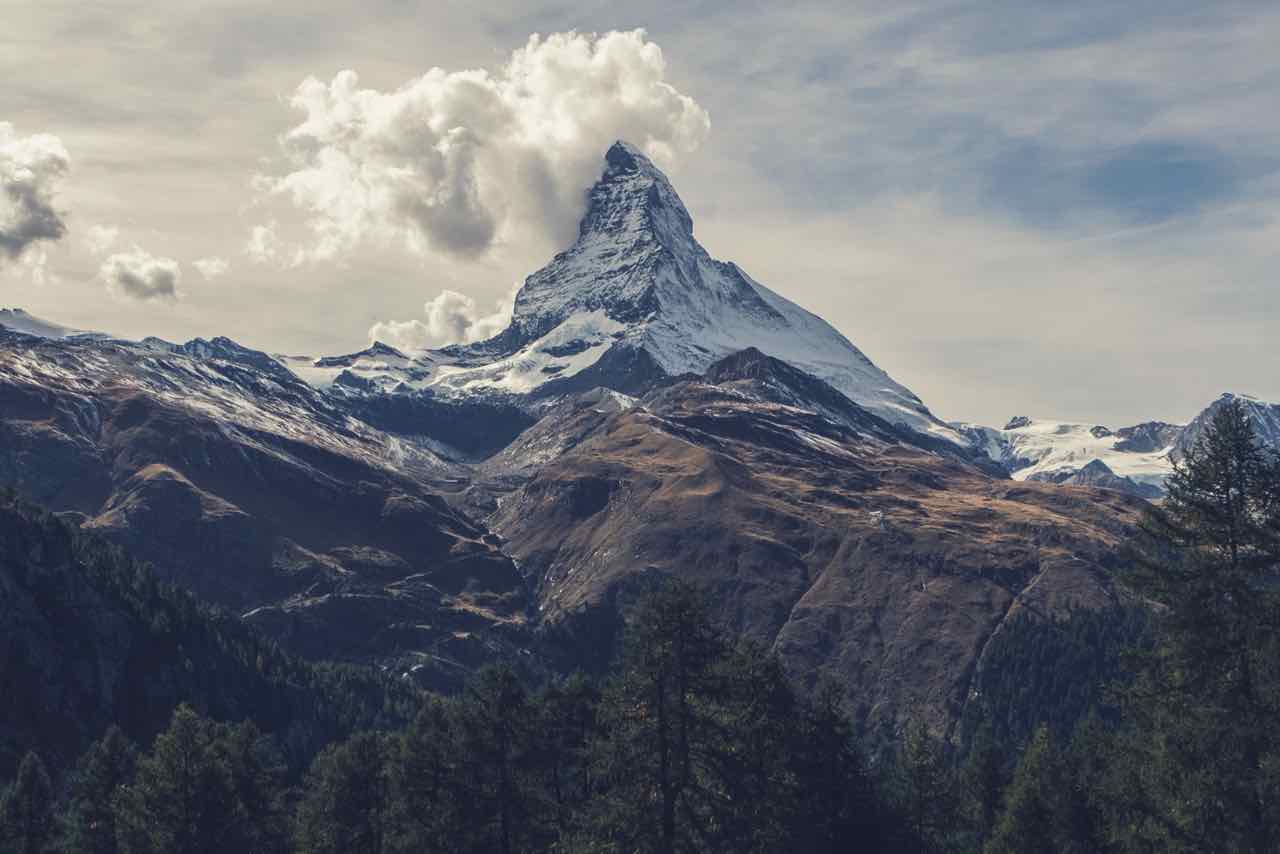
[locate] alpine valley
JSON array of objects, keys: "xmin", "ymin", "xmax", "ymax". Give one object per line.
[{"xmin": 3, "ymin": 141, "xmax": 1277, "ymax": 751}]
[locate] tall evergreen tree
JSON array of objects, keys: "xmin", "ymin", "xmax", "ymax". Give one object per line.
[
  {"xmin": 960, "ymin": 717, "xmax": 1007, "ymax": 851},
  {"xmin": 388, "ymin": 698, "xmax": 461, "ymax": 854},
  {"xmin": 293, "ymin": 732, "xmax": 392, "ymax": 854},
  {"xmin": 790, "ymin": 684, "xmax": 887, "ymax": 853},
  {"xmin": 1122, "ymin": 399, "xmax": 1280, "ymax": 851},
  {"xmin": 0, "ymin": 752, "xmax": 55, "ymax": 854},
  {"xmin": 213, "ymin": 721, "xmax": 288, "ymax": 854},
  {"xmin": 59, "ymin": 726, "xmax": 136, "ymax": 854},
  {"xmin": 894, "ymin": 719, "xmax": 959, "ymax": 854},
  {"xmin": 532, "ymin": 673, "xmax": 598, "ymax": 842},
  {"xmin": 113, "ymin": 705, "xmax": 242, "ymax": 854},
  {"xmin": 585, "ymin": 580, "xmax": 728, "ymax": 853},
  {"xmin": 986, "ymin": 725, "xmax": 1061, "ymax": 854},
  {"xmin": 449, "ymin": 665, "xmax": 539, "ymax": 854}
]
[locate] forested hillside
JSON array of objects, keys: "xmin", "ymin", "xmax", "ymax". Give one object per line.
[
  {"xmin": 0, "ymin": 491, "xmax": 415, "ymax": 781},
  {"xmin": 2, "ymin": 400, "xmax": 1279, "ymax": 853}
]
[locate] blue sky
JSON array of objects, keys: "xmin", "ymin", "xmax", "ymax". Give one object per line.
[{"xmin": 2, "ymin": 0, "xmax": 1277, "ymax": 426}]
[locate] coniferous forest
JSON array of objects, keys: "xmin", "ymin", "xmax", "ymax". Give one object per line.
[{"xmin": 3, "ymin": 399, "xmax": 1279, "ymax": 852}]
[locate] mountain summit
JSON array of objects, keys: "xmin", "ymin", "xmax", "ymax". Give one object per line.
[{"xmin": 321, "ymin": 141, "xmax": 960, "ymax": 442}]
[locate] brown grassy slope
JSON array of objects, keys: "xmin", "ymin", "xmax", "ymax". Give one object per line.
[{"xmin": 491, "ymin": 382, "xmax": 1144, "ymax": 734}]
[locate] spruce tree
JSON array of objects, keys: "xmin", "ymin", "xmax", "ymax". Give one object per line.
[
  {"xmin": 790, "ymin": 684, "xmax": 886, "ymax": 853},
  {"xmin": 986, "ymin": 725, "xmax": 1061, "ymax": 854},
  {"xmin": 113, "ymin": 705, "xmax": 242, "ymax": 854},
  {"xmin": 0, "ymin": 752, "xmax": 54, "ymax": 854},
  {"xmin": 293, "ymin": 732, "xmax": 392, "ymax": 854},
  {"xmin": 1123, "ymin": 398, "xmax": 1280, "ymax": 851},
  {"xmin": 961, "ymin": 718, "xmax": 1007, "ymax": 850},
  {"xmin": 585, "ymin": 580, "xmax": 727, "ymax": 854},
  {"xmin": 532, "ymin": 673, "xmax": 598, "ymax": 842},
  {"xmin": 59, "ymin": 726, "xmax": 137, "ymax": 854},
  {"xmin": 389, "ymin": 698, "xmax": 461, "ymax": 854},
  {"xmin": 895, "ymin": 719, "xmax": 959, "ymax": 854},
  {"xmin": 449, "ymin": 665, "xmax": 538, "ymax": 854},
  {"xmin": 213, "ymin": 721, "xmax": 288, "ymax": 854}
]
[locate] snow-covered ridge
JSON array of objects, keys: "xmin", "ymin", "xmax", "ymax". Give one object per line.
[
  {"xmin": 955, "ymin": 417, "xmax": 1178, "ymax": 491},
  {"xmin": 958, "ymin": 393, "xmax": 1280, "ymax": 496},
  {"xmin": 0, "ymin": 308, "xmax": 101, "ymax": 340}
]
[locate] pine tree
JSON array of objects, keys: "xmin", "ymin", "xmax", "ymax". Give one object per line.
[
  {"xmin": 585, "ymin": 580, "xmax": 728, "ymax": 854},
  {"xmin": 961, "ymin": 717, "xmax": 1007, "ymax": 850},
  {"xmin": 59, "ymin": 726, "xmax": 137, "ymax": 854},
  {"xmin": 113, "ymin": 705, "xmax": 242, "ymax": 854},
  {"xmin": 986, "ymin": 725, "xmax": 1061, "ymax": 854},
  {"xmin": 449, "ymin": 665, "xmax": 540, "ymax": 854},
  {"xmin": 212, "ymin": 721, "xmax": 288, "ymax": 854},
  {"xmin": 895, "ymin": 719, "xmax": 959, "ymax": 854},
  {"xmin": 388, "ymin": 698, "xmax": 461, "ymax": 854},
  {"xmin": 0, "ymin": 752, "xmax": 55, "ymax": 854},
  {"xmin": 790, "ymin": 684, "xmax": 886, "ymax": 853},
  {"xmin": 1123, "ymin": 398, "xmax": 1280, "ymax": 851},
  {"xmin": 532, "ymin": 673, "xmax": 598, "ymax": 842},
  {"xmin": 293, "ymin": 732, "xmax": 392, "ymax": 854}
]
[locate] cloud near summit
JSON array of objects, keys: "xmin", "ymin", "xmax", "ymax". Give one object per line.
[
  {"xmin": 0, "ymin": 123, "xmax": 70, "ymax": 264},
  {"xmin": 369, "ymin": 285, "xmax": 518, "ymax": 351},
  {"xmin": 255, "ymin": 29, "xmax": 710, "ymax": 264}
]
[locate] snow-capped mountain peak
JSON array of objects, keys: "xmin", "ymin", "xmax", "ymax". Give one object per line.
[
  {"xmin": 329, "ymin": 140, "xmax": 960, "ymax": 442},
  {"xmin": 577, "ymin": 140, "xmax": 694, "ymax": 247}
]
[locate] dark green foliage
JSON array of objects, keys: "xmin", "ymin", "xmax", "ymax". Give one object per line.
[
  {"xmin": 293, "ymin": 732, "xmax": 393, "ymax": 854},
  {"xmin": 959, "ymin": 718, "xmax": 1007, "ymax": 850},
  {"xmin": 578, "ymin": 581, "xmax": 804, "ymax": 853},
  {"xmin": 894, "ymin": 719, "xmax": 962, "ymax": 854},
  {"xmin": 59, "ymin": 726, "xmax": 136, "ymax": 854},
  {"xmin": 448, "ymin": 666, "xmax": 544, "ymax": 854},
  {"xmin": 0, "ymin": 493, "xmax": 416, "ymax": 782},
  {"xmin": 986, "ymin": 725, "xmax": 1061, "ymax": 854},
  {"xmin": 959, "ymin": 604, "xmax": 1151, "ymax": 750},
  {"xmin": 113, "ymin": 705, "xmax": 287, "ymax": 854},
  {"xmin": 1113, "ymin": 398, "xmax": 1280, "ymax": 852},
  {"xmin": 0, "ymin": 752, "xmax": 54, "ymax": 854}
]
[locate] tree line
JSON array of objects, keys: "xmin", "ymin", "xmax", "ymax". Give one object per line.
[{"xmin": 2, "ymin": 398, "xmax": 1278, "ymax": 852}]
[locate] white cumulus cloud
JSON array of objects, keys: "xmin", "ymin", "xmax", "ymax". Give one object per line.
[
  {"xmin": 193, "ymin": 256, "xmax": 229, "ymax": 279},
  {"xmin": 245, "ymin": 221, "xmax": 283, "ymax": 263},
  {"xmin": 369, "ymin": 284, "xmax": 518, "ymax": 351},
  {"xmin": 257, "ymin": 29, "xmax": 710, "ymax": 264},
  {"xmin": 99, "ymin": 247, "xmax": 182, "ymax": 302},
  {"xmin": 84, "ymin": 224, "xmax": 119, "ymax": 255},
  {"xmin": 0, "ymin": 122, "xmax": 70, "ymax": 264}
]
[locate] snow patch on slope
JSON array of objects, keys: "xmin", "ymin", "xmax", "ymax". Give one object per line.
[
  {"xmin": 428, "ymin": 311, "xmax": 626, "ymax": 395},
  {"xmin": 0, "ymin": 308, "xmax": 96, "ymax": 339}
]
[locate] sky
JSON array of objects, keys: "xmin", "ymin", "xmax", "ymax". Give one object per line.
[{"xmin": 1, "ymin": 0, "xmax": 1277, "ymax": 428}]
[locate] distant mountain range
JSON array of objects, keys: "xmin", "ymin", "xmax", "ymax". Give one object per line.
[
  {"xmin": 2, "ymin": 142, "xmax": 1275, "ymax": 735},
  {"xmin": 953, "ymin": 392, "xmax": 1280, "ymax": 498}
]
